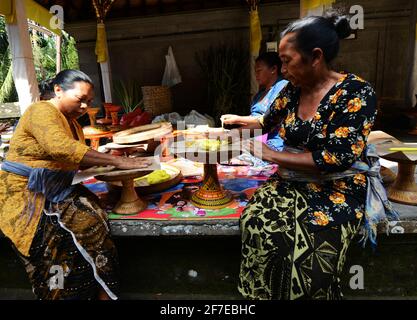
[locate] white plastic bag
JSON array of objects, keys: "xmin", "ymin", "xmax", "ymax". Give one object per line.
[
  {"xmin": 184, "ymin": 110, "xmax": 211, "ymax": 126},
  {"xmin": 204, "ymin": 114, "xmax": 215, "ymax": 127},
  {"xmin": 152, "ymin": 112, "xmax": 183, "ymax": 124},
  {"xmin": 162, "ymin": 46, "xmax": 182, "ymax": 87}
]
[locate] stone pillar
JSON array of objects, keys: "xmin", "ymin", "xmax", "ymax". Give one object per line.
[{"xmin": 5, "ymin": 0, "xmax": 40, "ymax": 114}]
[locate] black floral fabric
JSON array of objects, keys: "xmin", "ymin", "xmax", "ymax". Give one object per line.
[
  {"xmin": 238, "ymin": 73, "xmax": 377, "ymax": 300},
  {"xmin": 261, "ymin": 73, "xmax": 377, "ymax": 230}
]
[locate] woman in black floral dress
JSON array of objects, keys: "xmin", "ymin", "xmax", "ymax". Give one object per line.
[{"xmin": 222, "ymin": 14, "xmax": 381, "ymax": 299}]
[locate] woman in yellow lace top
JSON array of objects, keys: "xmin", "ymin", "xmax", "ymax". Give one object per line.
[{"xmin": 0, "ymin": 70, "xmax": 150, "ymax": 300}]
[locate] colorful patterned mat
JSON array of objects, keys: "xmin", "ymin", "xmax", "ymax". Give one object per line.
[{"xmin": 84, "ymin": 164, "xmax": 277, "ymax": 221}]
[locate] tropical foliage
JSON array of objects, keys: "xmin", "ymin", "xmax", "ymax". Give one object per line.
[
  {"xmin": 0, "ymin": 15, "xmax": 79, "ymax": 103},
  {"xmin": 0, "ymin": 16, "xmax": 17, "ymax": 103},
  {"xmin": 196, "ymin": 42, "xmax": 251, "ymax": 124}
]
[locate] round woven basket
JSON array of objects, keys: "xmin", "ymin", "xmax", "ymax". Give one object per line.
[{"xmin": 141, "ymin": 85, "xmax": 172, "ymax": 116}]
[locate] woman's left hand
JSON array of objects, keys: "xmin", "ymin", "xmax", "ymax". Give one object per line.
[{"xmin": 243, "ymin": 140, "xmax": 275, "ymax": 162}]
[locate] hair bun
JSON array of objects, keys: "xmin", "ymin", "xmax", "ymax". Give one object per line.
[
  {"xmin": 334, "ymin": 16, "xmax": 352, "ymax": 39},
  {"xmin": 325, "ymin": 14, "xmax": 352, "ymax": 39}
]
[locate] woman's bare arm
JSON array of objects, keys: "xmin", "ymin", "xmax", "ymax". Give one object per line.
[
  {"xmin": 221, "ymin": 114, "xmax": 262, "ymax": 130},
  {"xmin": 221, "ymin": 114, "xmax": 264, "ymax": 139},
  {"xmin": 80, "ymin": 149, "xmax": 151, "ymax": 170},
  {"xmin": 246, "ymin": 140, "xmax": 320, "ymax": 172}
]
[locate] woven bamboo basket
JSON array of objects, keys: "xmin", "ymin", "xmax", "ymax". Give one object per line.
[{"xmin": 141, "ymin": 85, "xmax": 172, "ymax": 116}]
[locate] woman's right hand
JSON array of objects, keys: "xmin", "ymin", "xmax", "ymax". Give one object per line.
[
  {"xmin": 0, "ymin": 123, "xmax": 11, "ymax": 134},
  {"xmin": 220, "ymin": 114, "xmax": 263, "ymax": 130},
  {"xmin": 81, "ymin": 149, "xmax": 153, "ymax": 169},
  {"xmin": 221, "ymin": 114, "xmax": 245, "ymax": 125},
  {"xmin": 114, "ymin": 156, "xmax": 152, "ymax": 170}
]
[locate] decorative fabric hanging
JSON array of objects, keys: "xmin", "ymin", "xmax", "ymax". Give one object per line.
[
  {"xmin": 300, "ymin": 0, "xmax": 335, "ymax": 17},
  {"xmin": 91, "ymin": 0, "xmax": 115, "ymax": 63},
  {"xmin": 247, "ymin": 0, "xmax": 262, "ymax": 96},
  {"xmin": 247, "ymin": 0, "xmax": 262, "ymax": 57},
  {"xmin": 1, "ymin": 0, "xmax": 62, "ymax": 35}
]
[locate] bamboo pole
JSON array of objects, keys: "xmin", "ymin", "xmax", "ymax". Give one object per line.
[{"xmin": 56, "ymin": 34, "xmax": 62, "ymax": 74}]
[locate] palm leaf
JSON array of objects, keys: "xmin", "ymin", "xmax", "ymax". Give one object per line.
[
  {"xmin": 0, "ymin": 64, "xmax": 15, "ymax": 103},
  {"xmin": 196, "ymin": 42, "xmax": 251, "ymax": 124}
]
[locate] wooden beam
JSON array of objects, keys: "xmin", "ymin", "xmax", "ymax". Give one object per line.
[
  {"xmin": 406, "ymin": 0, "xmax": 417, "ymax": 107},
  {"xmin": 158, "ymin": 0, "xmax": 164, "ymax": 14},
  {"xmin": 27, "ymin": 21, "xmax": 53, "ymax": 36},
  {"xmin": 124, "ymin": 0, "xmax": 131, "ymax": 17},
  {"xmin": 140, "ymin": 0, "xmax": 147, "ymax": 15}
]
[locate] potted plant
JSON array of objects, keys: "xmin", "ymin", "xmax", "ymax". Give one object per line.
[{"xmin": 113, "ymin": 79, "xmax": 152, "ymax": 129}]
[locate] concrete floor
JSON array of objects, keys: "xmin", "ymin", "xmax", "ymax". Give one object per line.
[{"xmin": 1, "ymin": 234, "xmax": 417, "ymax": 300}]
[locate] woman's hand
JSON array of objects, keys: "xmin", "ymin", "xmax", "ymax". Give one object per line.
[
  {"xmin": 220, "ymin": 115, "xmax": 263, "ymax": 130},
  {"xmin": 81, "ymin": 149, "xmax": 152, "ymax": 169},
  {"xmin": 242, "ymin": 141, "xmax": 320, "ymax": 172},
  {"xmin": 221, "ymin": 114, "xmax": 246, "ymax": 126},
  {"xmin": 243, "ymin": 140, "xmax": 275, "ymax": 162},
  {"xmin": 113, "ymin": 156, "xmax": 152, "ymax": 170},
  {"xmin": 0, "ymin": 123, "xmax": 11, "ymax": 134}
]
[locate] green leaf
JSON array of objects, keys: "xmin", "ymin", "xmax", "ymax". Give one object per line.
[
  {"xmin": 195, "ymin": 41, "xmax": 251, "ymax": 124},
  {"xmin": 112, "ymin": 79, "xmax": 143, "ymax": 113}
]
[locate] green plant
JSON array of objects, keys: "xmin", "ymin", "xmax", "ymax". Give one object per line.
[
  {"xmin": 0, "ymin": 15, "xmax": 79, "ymax": 103},
  {"xmin": 0, "ymin": 16, "xmax": 17, "ymax": 103},
  {"xmin": 31, "ymin": 29, "xmax": 80, "ymax": 83},
  {"xmin": 61, "ymin": 32, "xmax": 80, "ymax": 70},
  {"xmin": 196, "ymin": 42, "xmax": 251, "ymax": 124},
  {"xmin": 113, "ymin": 79, "xmax": 143, "ymax": 113}
]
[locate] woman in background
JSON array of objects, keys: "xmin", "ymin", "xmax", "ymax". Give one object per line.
[{"xmin": 250, "ymin": 52, "xmax": 288, "ymax": 151}]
